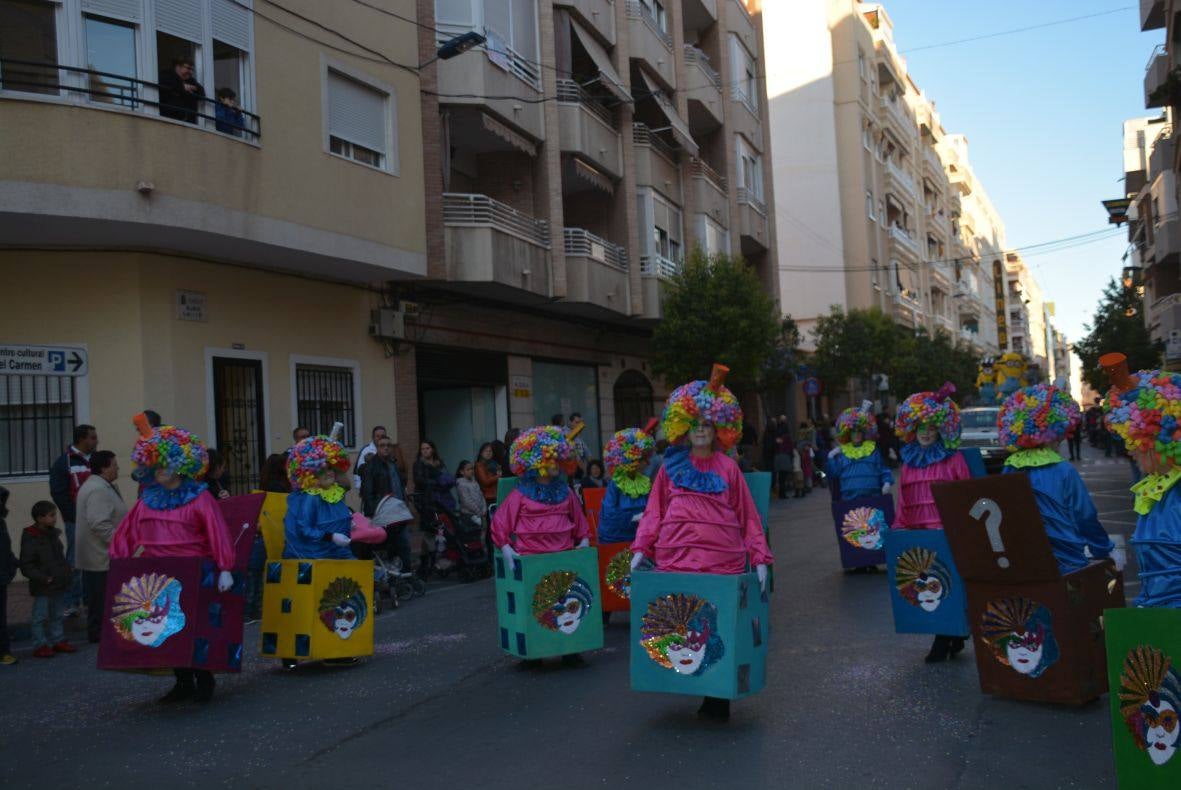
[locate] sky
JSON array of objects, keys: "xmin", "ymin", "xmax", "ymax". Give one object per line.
[{"xmin": 879, "ymin": 0, "xmax": 1159, "ymax": 343}]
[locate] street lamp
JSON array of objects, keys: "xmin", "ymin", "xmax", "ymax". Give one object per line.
[{"xmin": 420, "ymin": 31, "xmax": 487, "ymax": 69}]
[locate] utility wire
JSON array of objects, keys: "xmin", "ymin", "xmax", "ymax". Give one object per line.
[{"xmin": 900, "ymin": 6, "xmax": 1135, "ymax": 54}]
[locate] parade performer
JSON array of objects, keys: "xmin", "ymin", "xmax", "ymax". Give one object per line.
[
  {"xmin": 630, "ymin": 364, "xmax": 773, "ymax": 720},
  {"xmin": 999, "ymin": 384, "xmax": 1118, "ymax": 574},
  {"xmin": 597, "ymin": 425, "xmax": 656, "ymax": 544},
  {"xmin": 109, "ymin": 425, "xmax": 235, "ymax": 703},
  {"xmin": 1102, "ymin": 356, "xmax": 1180, "ymax": 607},
  {"xmin": 284, "ymin": 436, "xmax": 384, "ymax": 559},
  {"xmin": 825, "ymin": 403, "xmax": 893, "ymax": 500},
  {"xmin": 892, "ymin": 383, "xmax": 971, "ymax": 662}
]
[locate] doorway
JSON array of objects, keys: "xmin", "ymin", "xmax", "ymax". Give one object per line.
[
  {"xmin": 421, "ymin": 387, "xmax": 497, "ymax": 471},
  {"xmin": 612, "ymin": 369, "xmax": 655, "ymax": 431},
  {"xmin": 211, "ymin": 356, "xmax": 266, "ymax": 493}
]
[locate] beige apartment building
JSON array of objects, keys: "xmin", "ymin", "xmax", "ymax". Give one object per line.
[
  {"xmin": 762, "ymin": 0, "xmax": 1002, "ymax": 361},
  {"xmin": 403, "ymin": 0, "xmax": 780, "ymax": 460}
]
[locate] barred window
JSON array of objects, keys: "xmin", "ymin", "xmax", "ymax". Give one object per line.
[
  {"xmin": 295, "ymin": 364, "xmax": 356, "ymax": 447},
  {"xmin": 0, "ymin": 374, "xmax": 75, "ymax": 477}
]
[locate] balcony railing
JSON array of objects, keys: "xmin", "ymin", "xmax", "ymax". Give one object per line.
[
  {"xmin": 641, "ymin": 254, "xmax": 681, "ymax": 278},
  {"xmin": 556, "ymin": 78, "xmax": 616, "ymax": 127},
  {"xmin": 683, "ymin": 46, "xmax": 722, "ymax": 88},
  {"xmin": 0, "ymin": 58, "xmax": 261, "ymax": 140},
  {"xmin": 886, "ymin": 159, "xmax": 918, "ymax": 201},
  {"xmin": 443, "ymin": 193, "xmax": 550, "ymax": 248},
  {"xmin": 564, "ymin": 227, "xmax": 628, "ymax": 271},
  {"xmin": 737, "ymin": 187, "xmax": 766, "ymax": 215},
  {"xmin": 626, "ymin": 1, "xmax": 673, "ymax": 48},
  {"xmin": 889, "ymin": 225, "xmax": 920, "ymax": 257},
  {"xmin": 633, "ymin": 122, "xmax": 679, "ymax": 161},
  {"xmin": 437, "ymin": 23, "xmax": 540, "ymax": 89},
  {"xmin": 691, "ymin": 157, "xmax": 728, "ymax": 193}
]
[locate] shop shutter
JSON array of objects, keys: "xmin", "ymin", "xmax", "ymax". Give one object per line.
[{"xmin": 156, "ymin": 0, "xmax": 204, "ymax": 42}]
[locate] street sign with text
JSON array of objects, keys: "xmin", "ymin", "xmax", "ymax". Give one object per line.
[{"xmin": 0, "ymin": 344, "xmax": 88, "ymax": 376}]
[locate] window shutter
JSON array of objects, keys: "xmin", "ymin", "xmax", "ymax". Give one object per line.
[
  {"xmin": 81, "ymin": 0, "xmax": 142, "ymax": 22},
  {"xmin": 435, "ymin": 0, "xmax": 474, "ymax": 28},
  {"xmin": 328, "ymin": 71, "xmax": 387, "ymax": 154},
  {"xmin": 212, "ymin": 0, "xmax": 251, "ymax": 51},
  {"xmin": 156, "ymin": 0, "xmax": 204, "ymax": 42}
]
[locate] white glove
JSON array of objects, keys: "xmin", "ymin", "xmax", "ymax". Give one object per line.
[
  {"xmin": 631, "ymin": 513, "xmax": 642, "ymax": 523},
  {"xmin": 756, "ymin": 564, "xmax": 768, "ymax": 593},
  {"xmin": 630, "ymin": 551, "xmax": 645, "ymax": 571},
  {"xmin": 501, "ymin": 544, "xmax": 518, "ymax": 572},
  {"xmin": 470, "ymin": 515, "xmax": 482, "ymax": 526},
  {"xmin": 217, "ymin": 570, "xmax": 234, "ymax": 593},
  {"xmin": 331, "ymin": 532, "xmax": 352, "ymax": 547},
  {"xmin": 828, "ymin": 447, "xmax": 841, "ymax": 459},
  {"xmin": 1110, "ymin": 547, "xmax": 1127, "ymax": 572},
  {"xmin": 881, "ymin": 483, "xmax": 892, "ymax": 495},
  {"xmin": 577, "ymin": 537, "xmax": 590, "ymax": 548}
]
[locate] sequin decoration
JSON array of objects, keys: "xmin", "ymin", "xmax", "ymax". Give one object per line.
[
  {"xmin": 639, "ymin": 593, "xmax": 725, "ymax": 676},
  {"xmin": 109, "ymin": 573, "xmax": 186, "ymax": 648},
  {"xmin": 894, "ymin": 547, "xmax": 951, "ymax": 612},
  {"xmin": 981, "ymin": 596, "xmax": 1060, "ymax": 678},
  {"xmin": 605, "ymin": 549, "xmax": 634, "ymax": 599},
  {"xmin": 1118, "ymin": 645, "xmax": 1181, "ymax": 765},
  {"xmin": 318, "ymin": 577, "xmax": 367, "ymax": 640},
  {"xmin": 840, "ymin": 507, "xmax": 886, "ymax": 551},
  {"xmin": 531, "ymin": 570, "xmax": 593, "ymax": 634}
]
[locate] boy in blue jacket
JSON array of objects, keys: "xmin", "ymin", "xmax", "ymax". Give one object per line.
[{"xmin": 826, "ymin": 403, "xmax": 893, "ymax": 501}]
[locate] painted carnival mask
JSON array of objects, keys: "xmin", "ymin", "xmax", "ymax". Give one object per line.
[
  {"xmin": 1004, "ymin": 627, "xmax": 1046, "ymax": 675},
  {"xmin": 533, "ymin": 571, "xmax": 594, "ymax": 634},
  {"xmin": 640, "ymin": 594, "xmax": 724, "ymax": 677},
  {"xmin": 841, "ymin": 507, "xmax": 886, "ymax": 551},
  {"xmin": 895, "ymin": 548, "xmax": 952, "ymax": 613},
  {"xmin": 111, "ymin": 573, "xmax": 186, "ymax": 648},
  {"xmin": 553, "ymin": 595, "xmax": 585, "ymax": 634},
  {"xmin": 913, "ymin": 576, "xmax": 944, "ymax": 612},
  {"xmin": 319, "ymin": 577, "xmax": 368, "ymax": 640},
  {"xmin": 332, "ymin": 605, "xmax": 359, "ymax": 639},
  {"xmin": 1144, "ymin": 699, "xmax": 1180, "ymax": 764},
  {"xmin": 665, "ymin": 625, "xmax": 710, "ymax": 675},
  {"xmin": 1120, "ymin": 645, "xmax": 1181, "ymax": 766},
  {"xmin": 981, "ymin": 597, "xmax": 1059, "ymax": 679}
]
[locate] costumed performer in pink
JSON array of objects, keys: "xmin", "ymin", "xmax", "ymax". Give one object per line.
[
  {"xmin": 630, "ymin": 364, "xmax": 773, "ymax": 720},
  {"xmin": 109, "ymin": 424, "xmax": 235, "ymax": 703}
]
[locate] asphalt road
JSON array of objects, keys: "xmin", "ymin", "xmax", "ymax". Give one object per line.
[{"xmin": 0, "ymin": 443, "xmax": 1136, "ymax": 789}]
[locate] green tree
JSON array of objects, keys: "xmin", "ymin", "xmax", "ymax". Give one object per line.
[
  {"xmin": 891, "ymin": 329, "xmax": 981, "ymax": 402},
  {"xmin": 810, "ymin": 306, "xmax": 898, "ymax": 399},
  {"xmin": 650, "ymin": 249, "xmax": 786, "ymax": 393},
  {"xmin": 1074, "ymin": 277, "xmax": 1162, "ymax": 393}
]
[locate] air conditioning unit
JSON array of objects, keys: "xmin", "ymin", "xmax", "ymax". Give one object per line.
[{"xmin": 369, "ymin": 308, "xmax": 405, "ymax": 340}]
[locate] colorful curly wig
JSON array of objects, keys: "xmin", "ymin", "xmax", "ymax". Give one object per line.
[
  {"xmin": 836, "ymin": 407, "xmax": 878, "ymax": 444},
  {"xmin": 509, "ymin": 426, "xmax": 578, "ymax": 479},
  {"xmin": 998, "ymin": 384, "xmax": 1079, "ymax": 451},
  {"xmin": 132, "ymin": 426, "xmax": 208, "ymax": 480},
  {"xmin": 661, "ymin": 365, "xmax": 743, "ymax": 451},
  {"xmin": 1103, "ymin": 369, "xmax": 1181, "ymax": 468},
  {"xmin": 603, "ymin": 428, "xmax": 655, "ymax": 476},
  {"xmin": 287, "ymin": 436, "xmax": 350, "ymax": 491},
  {"xmin": 895, "ymin": 382, "xmax": 962, "ymax": 448}
]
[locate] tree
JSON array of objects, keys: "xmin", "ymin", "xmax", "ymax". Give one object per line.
[
  {"xmin": 891, "ymin": 329, "xmax": 981, "ymax": 403},
  {"xmin": 1074, "ymin": 277, "xmax": 1162, "ymax": 394},
  {"xmin": 650, "ymin": 249, "xmax": 786, "ymax": 394},
  {"xmin": 810, "ymin": 306, "xmax": 898, "ymax": 400}
]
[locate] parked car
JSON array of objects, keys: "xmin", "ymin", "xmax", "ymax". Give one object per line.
[{"xmin": 960, "ymin": 407, "xmax": 1006, "ymax": 474}]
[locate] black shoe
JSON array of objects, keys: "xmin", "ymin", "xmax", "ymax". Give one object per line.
[
  {"xmin": 949, "ymin": 636, "xmax": 966, "ymax": 657},
  {"xmin": 697, "ymin": 696, "xmax": 730, "ymax": 721},
  {"xmin": 561, "ymin": 653, "xmax": 587, "ymax": 668},
  {"xmin": 159, "ymin": 682, "xmax": 195, "ymax": 704},
  {"xmin": 193, "ymin": 673, "xmax": 216, "ymax": 703},
  {"xmin": 925, "ymin": 635, "xmax": 952, "ymax": 663}
]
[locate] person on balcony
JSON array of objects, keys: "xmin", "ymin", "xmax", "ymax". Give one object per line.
[
  {"xmin": 214, "ymin": 88, "xmax": 245, "ymax": 136},
  {"xmin": 158, "ymin": 56, "xmax": 205, "ymax": 124}
]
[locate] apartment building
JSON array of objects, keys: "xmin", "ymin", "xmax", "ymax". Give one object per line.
[
  {"xmin": 407, "ymin": 0, "xmax": 779, "ymax": 464},
  {"xmin": 1003, "ymin": 253, "xmax": 1050, "ymax": 381},
  {"xmin": 0, "ymin": 0, "xmax": 427, "ymax": 522},
  {"xmin": 762, "ymin": 0, "xmax": 999, "ymax": 356}
]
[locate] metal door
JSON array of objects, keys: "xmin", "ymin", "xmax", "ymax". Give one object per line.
[{"xmin": 212, "ymin": 357, "xmax": 265, "ymax": 493}]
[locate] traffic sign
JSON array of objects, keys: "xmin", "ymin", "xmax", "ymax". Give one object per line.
[{"xmin": 0, "ymin": 344, "xmax": 88, "ymax": 376}]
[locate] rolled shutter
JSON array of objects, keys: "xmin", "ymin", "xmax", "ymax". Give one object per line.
[
  {"xmin": 211, "ymin": 0, "xmax": 251, "ymax": 51},
  {"xmin": 81, "ymin": 0, "xmax": 142, "ymax": 22},
  {"xmin": 327, "ymin": 70, "xmax": 387, "ymax": 154},
  {"xmin": 156, "ymin": 0, "xmax": 204, "ymax": 42}
]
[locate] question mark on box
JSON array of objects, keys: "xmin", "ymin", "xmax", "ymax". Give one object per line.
[{"xmin": 969, "ymin": 497, "xmax": 1008, "ymax": 568}]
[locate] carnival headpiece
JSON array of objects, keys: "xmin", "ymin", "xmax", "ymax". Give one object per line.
[
  {"xmin": 660, "ymin": 364, "xmax": 743, "ymax": 451},
  {"xmin": 603, "ymin": 424, "xmax": 656, "ymax": 476},
  {"xmin": 998, "ymin": 384, "xmax": 1078, "ymax": 451},
  {"xmin": 895, "ymin": 382, "xmax": 961, "ymax": 447},
  {"xmin": 287, "ymin": 436, "xmax": 350, "ymax": 491},
  {"xmin": 509, "ymin": 426, "xmax": 578, "ymax": 479},
  {"xmin": 1101, "ymin": 352, "xmax": 1181, "ymax": 468},
  {"xmin": 836, "ymin": 401, "xmax": 877, "ymax": 444},
  {"xmin": 132, "ymin": 425, "xmax": 208, "ymax": 480}
]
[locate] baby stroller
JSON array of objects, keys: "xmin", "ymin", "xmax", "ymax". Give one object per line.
[
  {"xmin": 413, "ymin": 491, "xmax": 491, "ymax": 582},
  {"xmin": 370, "ymin": 495, "xmax": 426, "ymax": 609}
]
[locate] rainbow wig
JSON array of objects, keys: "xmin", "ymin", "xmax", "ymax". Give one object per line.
[
  {"xmin": 895, "ymin": 382, "xmax": 962, "ymax": 448},
  {"xmin": 287, "ymin": 436, "xmax": 350, "ymax": 491},
  {"xmin": 998, "ymin": 384, "xmax": 1079, "ymax": 451},
  {"xmin": 132, "ymin": 426, "xmax": 208, "ymax": 480},
  {"xmin": 509, "ymin": 426, "xmax": 578, "ymax": 479},
  {"xmin": 1103, "ymin": 369, "xmax": 1181, "ymax": 467},
  {"xmin": 603, "ymin": 428, "xmax": 655, "ymax": 476},
  {"xmin": 661, "ymin": 380, "xmax": 743, "ymax": 451},
  {"xmin": 835, "ymin": 407, "xmax": 878, "ymax": 444}
]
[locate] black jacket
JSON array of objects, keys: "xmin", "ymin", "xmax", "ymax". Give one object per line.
[
  {"xmin": 361, "ymin": 457, "xmax": 404, "ymax": 518},
  {"xmin": 49, "ymin": 447, "xmax": 91, "ymax": 523},
  {"xmin": 19, "ymin": 525, "xmax": 71, "ymax": 596},
  {"xmin": 0, "ymin": 487, "xmax": 15, "ymax": 586},
  {"xmin": 158, "ymin": 68, "xmax": 205, "ymax": 123}
]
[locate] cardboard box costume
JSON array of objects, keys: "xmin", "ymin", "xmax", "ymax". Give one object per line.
[{"xmin": 494, "ymin": 547, "xmax": 603, "ymax": 658}]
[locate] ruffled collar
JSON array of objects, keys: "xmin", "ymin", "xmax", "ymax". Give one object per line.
[
  {"xmin": 664, "ymin": 445, "xmax": 727, "ymax": 494},
  {"xmin": 1131, "ymin": 467, "xmax": 1181, "ymax": 515},
  {"xmin": 307, "ymin": 484, "xmax": 346, "ymax": 504},
  {"xmin": 612, "ymin": 469, "xmax": 652, "ymax": 498},
  {"xmin": 142, "ymin": 479, "xmax": 206, "ymax": 510},
  {"xmin": 518, "ymin": 478, "xmax": 569, "ymax": 504},
  {"xmin": 841, "ymin": 441, "xmax": 876, "ymax": 460},
  {"xmin": 901, "ymin": 441, "xmax": 953, "ymax": 468},
  {"xmin": 1004, "ymin": 447, "xmax": 1063, "ymax": 469}
]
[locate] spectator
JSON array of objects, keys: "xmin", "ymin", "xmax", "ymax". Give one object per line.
[
  {"xmin": 354, "ymin": 425, "xmax": 388, "ymax": 488},
  {"xmin": 204, "ymin": 448, "xmax": 232, "ymax": 499},
  {"xmin": 550, "ymin": 414, "xmax": 565, "ymax": 428},
  {"xmin": 475, "ymin": 442, "xmax": 502, "ymax": 504},
  {"xmin": 773, "ymin": 417, "xmax": 795, "ymax": 499},
  {"xmin": 291, "ymin": 426, "xmax": 311, "ymax": 446},
  {"xmin": 798, "ymin": 420, "xmax": 816, "ymax": 493},
  {"xmin": 736, "ymin": 445, "xmax": 754, "ymax": 472},
  {"xmin": 20, "ymin": 501, "xmax": 77, "ymax": 658},
  {"xmin": 158, "ymin": 56, "xmax": 205, "ymax": 124},
  {"xmin": 259, "ymin": 453, "xmax": 291, "ymax": 494},
  {"xmin": 0, "ymin": 487, "xmax": 15, "ymax": 665},
  {"xmin": 391, "ymin": 442, "xmax": 411, "ymax": 494},
  {"xmin": 414, "ymin": 441, "xmax": 455, "ymax": 510},
  {"xmin": 568, "ymin": 413, "xmax": 590, "ymax": 476},
  {"xmin": 75, "ymin": 451, "xmax": 127, "ymax": 643},
  {"xmin": 362, "ymin": 438, "xmax": 413, "ymax": 572},
  {"xmin": 761, "ymin": 417, "xmax": 777, "ymax": 473},
  {"xmin": 455, "ymin": 461, "xmax": 487, "ymax": 525},
  {"xmin": 503, "ymin": 428, "xmax": 521, "ymax": 453},
  {"xmin": 214, "ymin": 87, "xmax": 245, "ymax": 136},
  {"xmin": 582, "ymin": 460, "xmax": 606, "ymax": 488},
  {"xmin": 49, "ymin": 423, "xmax": 97, "ymax": 616},
  {"xmin": 739, "ymin": 423, "xmax": 760, "ymax": 471},
  {"xmin": 143, "ymin": 410, "xmax": 162, "ymax": 429}
]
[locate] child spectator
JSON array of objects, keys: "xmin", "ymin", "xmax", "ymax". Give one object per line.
[
  {"xmin": 582, "ymin": 460, "xmax": 606, "ymax": 488},
  {"xmin": 214, "ymin": 87, "xmax": 245, "ymax": 136},
  {"xmin": 0, "ymin": 487, "xmax": 16, "ymax": 665},
  {"xmin": 19, "ymin": 501, "xmax": 77, "ymax": 658},
  {"xmin": 455, "ymin": 461, "xmax": 487, "ymax": 526}
]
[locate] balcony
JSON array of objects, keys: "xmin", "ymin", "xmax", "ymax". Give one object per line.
[
  {"xmin": 1150, "ymin": 125, "xmax": 1175, "ymax": 177},
  {"xmin": 1145, "ymin": 45, "xmax": 1172, "ymax": 109},
  {"xmin": 1155, "ymin": 215, "xmax": 1181, "ymax": 264},
  {"xmin": 878, "ymin": 93, "xmax": 915, "ymax": 141},
  {"xmin": 935, "ymin": 313, "xmax": 955, "ymax": 333},
  {"xmin": 556, "ymin": 0, "xmax": 617, "ymax": 47},
  {"xmin": 442, "ymin": 193, "xmax": 551, "ymax": 301},
  {"xmin": 633, "ymin": 124, "xmax": 682, "ymax": 199},
  {"xmin": 949, "ymin": 164, "xmax": 974, "ymax": 196},
  {"xmin": 1150, "ymin": 292, "xmax": 1181, "ymax": 350},
  {"xmin": 683, "ymin": 0, "xmax": 719, "ymax": 30},
  {"xmin": 626, "ymin": 1, "xmax": 676, "ymax": 90},
  {"xmin": 737, "ymin": 187, "xmax": 768, "ymax": 252},
  {"xmin": 886, "ymin": 159, "xmax": 918, "ymax": 204},
  {"xmin": 563, "ymin": 228, "xmax": 631, "ymax": 316},
  {"xmin": 727, "ymin": 0, "xmax": 757, "ymax": 57},
  {"xmin": 928, "ymin": 208, "xmax": 952, "ymax": 238},
  {"xmin": 1142, "ymin": 0, "xmax": 1166, "ymax": 31},
  {"xmin": 557, "ymin": 79, "xmax": 622, "ymax": 177},
  {"xmin": 921, "ymin": 145, "xmax": 943, "ymax": 180},
  {"xmin": 888, "ymin": 226, "xmax": 921, "ymax": 261},
  {"xmin": 731, "ymin": 88, "xmax": 764, "ymax": 151},
  {"xmin": 692, "ymin": 158, "xmax": 730, "ymax": 229},
  {"xmin": 683, "ymin": 46, "xmax": 724, "ymax": 129},
  {"xmin": 436, "ymin": 27, "xmax": 544, "ymax": 140}
]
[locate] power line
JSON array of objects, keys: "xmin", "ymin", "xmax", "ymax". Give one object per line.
[{"xmin": 900, "ymin": 6, "xmax": 1135, "ymax": 54}]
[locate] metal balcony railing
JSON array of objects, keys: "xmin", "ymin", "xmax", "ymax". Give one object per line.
[
  {"xmin": 691, "ymin": 157, "xmax": 728, "ymax": 193},
  {"xmin": 641, "ymin": 254, "xmax": 681, "ymax": 278},
  {"xmin": 436, "ymin": 23, "xmax": 540, "ymax": 89},
  {"xmin": 737, "ymin": 187, "xmax": 766, "ymax": 215},
  {"xmin": 556, "ymin": 78, "xmax": 616, "ymax": 128},
  {"xmin": 632, "ymin": 122, "xmax": 679, "ymax": 160},
  {"xmin": 442, "ymin": 193, "xmax": 550, "ymax": 248},
  {"xmin": 626, "ymin": 1, "xmax": 673, "ymax": 49},
  {"xmin": 564, "ymin": 227, "xmax": 628, "ymax": 271},
  {"xmin": 0, "ymin": 58, "xmax": 261, "ymax": 140},
  {"xmin": 683, "ymin": 46, "xmax": 722, "ymax": 88}
]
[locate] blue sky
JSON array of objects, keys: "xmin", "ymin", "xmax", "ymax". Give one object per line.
[{"xmin": 881, "ymin": 0, "xmax": 1158, "ymax": 342}]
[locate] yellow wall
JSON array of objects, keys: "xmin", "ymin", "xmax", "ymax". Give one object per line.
[{"xmin": 0, "ymin": 251, "xmax": 399, "ymax": 555}]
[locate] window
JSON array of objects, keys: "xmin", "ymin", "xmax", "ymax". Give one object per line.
[
  {"xmin": 736, "ymin": 135, "xmax": 763, "ymax": 201},
  {"xmin": 730, "ymin": 34, "xmax": 757, "ymax": 114},
  {"xmin": 0, "ymin": 0, "xmax": 58, "ymax": 95},
  {"xmin": 862, "ymin": 120, "xmax": 871, "ymax": 150},
  {"xmin": 436, "ymin": 0, "xmax": 538, "ymax": 87},
  {"xmin": 326, "ymin": 66, "xmax": 396, "ymax": 172},
  {"xmin": 294, "ymin": 364, "xmax": 357, "ymax": 447},
  {"xmin": 86, "ymin": 15, "xmax": 137, "ymax": 106},
  {"xmin": 697, "ymin": 215, "xmax": 728, "ymax": 256},
  {"xmin": 650, "ymin": 191, "xmax": 682, "ymax": 263},
  {"xmin": 871, "ymin": 258, "xmax": 880, "ymax": 290},
  {"xmin": 0, "ymin": 373, "xmax": 75, "ymax": 477},
  {"xmin": 866, "ymin": 190, "xmax": 875, "ymax": 220},
  {"xmin": 640, "ymin": 0, "xmax": 667, "ymax": 32},
  {"xmin": 857, "ymin": 48, "xmax": 866, "ymax": 81}
]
